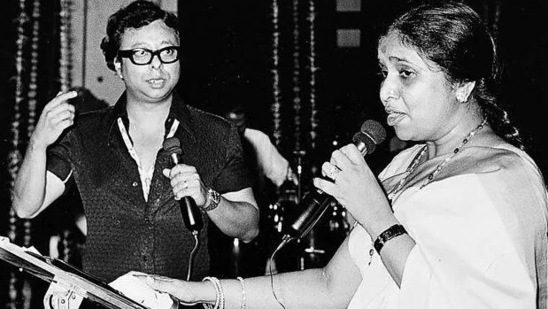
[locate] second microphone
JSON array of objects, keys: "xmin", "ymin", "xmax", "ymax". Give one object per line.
[{"xmin": 284, "ymin": 120, "xmax": 387, "ymax": 240}]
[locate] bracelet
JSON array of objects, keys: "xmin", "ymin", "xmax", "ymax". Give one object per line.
[
  {"xmin": 202, "ymin": 277, "xmax": 225, "ymax": 309},
  {"xmin": 237, "ymin": 277, "xmax": 246, "ymax": 309},
  {"xmin": 218, "ymin": 277, "xmax": 225, "ymax": 309},
  {"xmin": 373, "ymin": 224, "xmax": 407, "ymax": 253}
]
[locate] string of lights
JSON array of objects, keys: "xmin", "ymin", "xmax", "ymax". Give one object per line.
[{"xmin": 270, "ymin": 0, "xmax": 282, "ymax": 146}]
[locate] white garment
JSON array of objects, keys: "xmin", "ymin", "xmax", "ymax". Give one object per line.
[
  {"xmin": 109, "ymin": 271, "xmax": 175, "ymax": 309},
  {"xmin": 243, "ymin": 128, "xmax": 289, "ymax": 187},
  {"xmin": 347, "ymin": 142, "xmax": 548, "ymax": 309},
  {"xmin": 117, "ymin": 117, "xmax": 179, "ymax": 201}
]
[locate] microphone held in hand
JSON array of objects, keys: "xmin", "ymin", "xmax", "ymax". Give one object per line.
[
  {"xmin": 163, "ymin": 137, "xmax": 204, "ymax": 234},
  {"xmin": 285, "ymin": 120, "xmax": 386, "ymax": 239}
]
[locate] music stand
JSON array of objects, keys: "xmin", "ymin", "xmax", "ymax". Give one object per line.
[{"xmin": 0, "ymin": 236, "xmax": 148, "ymax": 309}]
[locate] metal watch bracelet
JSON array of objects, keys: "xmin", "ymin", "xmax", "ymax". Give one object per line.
[{"xmin": 203, "ymin": 187, "xmax": 221, "ymax": 212}]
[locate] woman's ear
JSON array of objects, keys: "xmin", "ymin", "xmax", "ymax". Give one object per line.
[{"xmin": 456, "ymin": 81, "xmax": 476, "ymax": 103}]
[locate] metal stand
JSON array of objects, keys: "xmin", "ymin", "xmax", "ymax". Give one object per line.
[
  {"xmin": 43, "ymin": 279, "xmax": 84, "ymax": 309},
  {"xmin": 0, "ymin": 236, "xmax": 147, "ymax": 309}
]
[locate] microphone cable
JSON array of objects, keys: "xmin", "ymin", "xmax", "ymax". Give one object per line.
[
  {"xmin": 186, "ymin": 230, "xmax": 200, "ymax": 281},
  {"xmin": 163, "ymin": 137, "xmax": 204, "ymax": 282},
  {"xmin": 267, "ymin": 234, "xmax": 293, "ymax": 309}
]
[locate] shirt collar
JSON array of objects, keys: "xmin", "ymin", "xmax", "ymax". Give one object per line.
[{"xmin": 107, "ymin": 91, "xmax": 196, "ymax": 145}]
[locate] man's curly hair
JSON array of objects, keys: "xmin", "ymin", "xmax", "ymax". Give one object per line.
[{"xmin": 100, "ymin": 0, "xmax": 180, "ymax": 71}]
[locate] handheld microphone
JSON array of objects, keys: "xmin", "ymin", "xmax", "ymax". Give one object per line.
[
  {"xmin": 163, "ymin": 137, "xmax": 204, "ymax": 234},
  {"xmin": 284, "ymin": 120, "xmax": 387, "ymax": 239}
]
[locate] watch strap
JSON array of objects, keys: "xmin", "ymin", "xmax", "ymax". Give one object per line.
[{"xmin": 203, "ymin": 187, "xmax": 221, "ymax": 212}]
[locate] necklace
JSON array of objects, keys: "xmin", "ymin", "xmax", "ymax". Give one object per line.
[{"xmin": 388, "ymin": 119, "xmax": 487, "ymax": 202}]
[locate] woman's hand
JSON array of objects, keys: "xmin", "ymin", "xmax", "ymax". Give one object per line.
[
  {"xmin": 135, "ymin": 273, "xmax": 200, "ymax": 306},
  {"xmin": 313, "ymin": 144, "xmax": 395, "ymax": 236}
]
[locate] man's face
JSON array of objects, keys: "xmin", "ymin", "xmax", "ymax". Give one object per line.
[{"xmin": 114, "ymin": 20, "xmax": 181, "ymax": 105}]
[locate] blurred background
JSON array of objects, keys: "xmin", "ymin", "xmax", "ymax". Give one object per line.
[{"xmin": 1, "ymin": 0, "xmax": 547, "ymax": 307}]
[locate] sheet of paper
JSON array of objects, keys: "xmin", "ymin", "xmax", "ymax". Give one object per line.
[{"xmin": 109, "ymin": 272, "xmax": 175, "ymax": 309}]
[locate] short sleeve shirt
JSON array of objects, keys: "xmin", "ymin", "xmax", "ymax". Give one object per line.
[{"xmin": 47, "ymin": 91, "xmax": 251, "ymax": 282}]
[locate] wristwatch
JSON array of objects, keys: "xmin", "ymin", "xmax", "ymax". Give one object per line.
[{"xmin": 203, "ymin": 187, "xmax": 221, "ymax": 212}]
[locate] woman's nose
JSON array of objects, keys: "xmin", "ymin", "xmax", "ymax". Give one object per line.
[{"xmin": 379, "ymin": 78, "xmax": 399, "ymax": 104}]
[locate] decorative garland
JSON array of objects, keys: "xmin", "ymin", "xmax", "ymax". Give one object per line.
[
  {"xmin": 308, "ymin": 0, "xmax": 318, "ymax": 150},
  {"xmin": 8, "ymin": 0, "xmax": 32, "ymax": 306},
  {"xmin": 59, "ymin": 0, "xmax": 73, "ymax": 92},
  {"xmin": 58, "ymin": 0, "xmax": 76, "ymax": 265},
  {"xmin": 7, "ymin": 209, "xmax": 20, "ymax": 309},
  {"xmin": 8, "ymin": 0, "xmax": 27, "ymax": 217},
  {"xmin": 271, "ymin": 0, "xmax": 282, "ymax": 146},
  {"xmin": 492, "ymin": 1, "xmax": 501, "ymax": 40},
  {"xmin": 6, "ymin": 0, "xmax": 75, "ymax": 307},
  {"xmin": 21, "ymin": 4, "xmax": 41, "ymax": 306},
  {"xmin": 270, "ymin": 0, "xmax": 319, "ymax": 159},
  {"xmin": 270, "ymin": 0, "xmax": 317, "ymax": 152},
  {"xmin": 292, "ymin": 0, "xmax": 302, "ymax": 152},
  {"xmin": 27, "ymin": 0, "xmax": 40, "ymax": 141}
]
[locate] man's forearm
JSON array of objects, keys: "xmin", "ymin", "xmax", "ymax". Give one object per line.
[
  {"xmin": 12, "ymin": 141, "xmax": 50, "ymax": 218},
  {"xmin": 206, "ymin": 198, "xmax": 259, "ymax": 242}
]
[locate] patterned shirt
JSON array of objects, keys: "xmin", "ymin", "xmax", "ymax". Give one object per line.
[{"xmin": 47, "ymin": 91, "xmax": 250, "ymax": 282}]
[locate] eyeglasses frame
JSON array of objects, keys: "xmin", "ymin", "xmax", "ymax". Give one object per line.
[{"xmin": 117, "ymin": 46, "xmax": 180, "ymax": 65}]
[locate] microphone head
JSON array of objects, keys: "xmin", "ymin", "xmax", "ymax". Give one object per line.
[
  {"xmin": 163, "ymin": 137, "xmax": 183, "ymax": 155},
  {"xmin": 361, "ymin": 120, "xmax": 387, "ymax": 145},
  {"xmin": 353, "ymin": 120, "xmax": 387, "ymax": 155}
]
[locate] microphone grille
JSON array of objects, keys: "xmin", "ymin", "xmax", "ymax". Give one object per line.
[
  {"xmin": 163, "ymin": 137, "xmax": 183, "ymax": 155},
  {"xmin": 361, "ymin": 120, "xmax": 387, "ymax": 145},
  {"xmin": 353, "ymin": 132, "xmax": 376, "ymax": 154}
]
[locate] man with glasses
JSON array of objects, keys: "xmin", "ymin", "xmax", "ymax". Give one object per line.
[{"xmin": 12, "ymin": 0, "xmax": 259, "ymax": 293}]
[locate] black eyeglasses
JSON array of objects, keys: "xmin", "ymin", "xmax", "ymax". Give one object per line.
[{"xmin": 117, "ymin": 46, "xmax": 180, "ymax": 65}]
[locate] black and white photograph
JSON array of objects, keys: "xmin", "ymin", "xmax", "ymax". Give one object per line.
[{"xmin": 1, "ymin": 0, "xmax": 547, "ymax": 308}]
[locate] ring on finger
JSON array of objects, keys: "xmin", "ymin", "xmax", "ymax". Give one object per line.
[{"xmin": 330, "ymin": 165, "xmax": 341, "ymax": 182}]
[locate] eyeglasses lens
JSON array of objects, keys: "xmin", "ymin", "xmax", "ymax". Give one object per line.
[{"xmin": 125, "ymin": 47, "xmax": 179, "ymax": 65}]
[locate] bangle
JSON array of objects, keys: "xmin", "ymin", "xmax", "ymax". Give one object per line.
[
  {"xmin": 373, "ymin": 224, "xmax": 407, "ymax": 253},
  {"xmin": 237, "ymin": 277, "xmax": 246, "ymax": 309},
  {"xmin": 202, "ymin": 276, "xmax": 224, "ymax": 309},
  {"xmin": 218, "ymin": 278, "xmax": 225, "ymax": 309}
]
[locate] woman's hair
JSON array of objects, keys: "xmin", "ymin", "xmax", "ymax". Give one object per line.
[
  {"xmin": 380, "ymin": 1, "xmax": 524, "ymax": 150},
  {"xmin": 100, "ymin": 0, "xmax": 180, "ymax": 72}
]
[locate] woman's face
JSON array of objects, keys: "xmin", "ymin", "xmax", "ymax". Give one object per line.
[
  {"xmin": 115, "ymin": 20, "xmax": 180, "ymax": 104},
  {"xmin": 377, "ymin": 33, "xmax": 460, "ymax": 142}
]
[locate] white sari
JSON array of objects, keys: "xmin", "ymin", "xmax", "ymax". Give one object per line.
[{"xmin": 347, "ymin": 141, "xmax": 548, "ymax": 309}]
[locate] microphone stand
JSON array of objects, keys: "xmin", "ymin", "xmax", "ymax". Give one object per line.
[{"xmin": 293, "ymin": 150, "xmax": 306, "ymax": 203}]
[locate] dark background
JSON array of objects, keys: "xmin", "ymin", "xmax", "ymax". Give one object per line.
[
  {"xmin": 176, "ymin": 0, "xmax": 548, "ymax": 176},
  {"xmin": 1, "ymin": 0, "xmax": 547, "ymax": 308}
]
